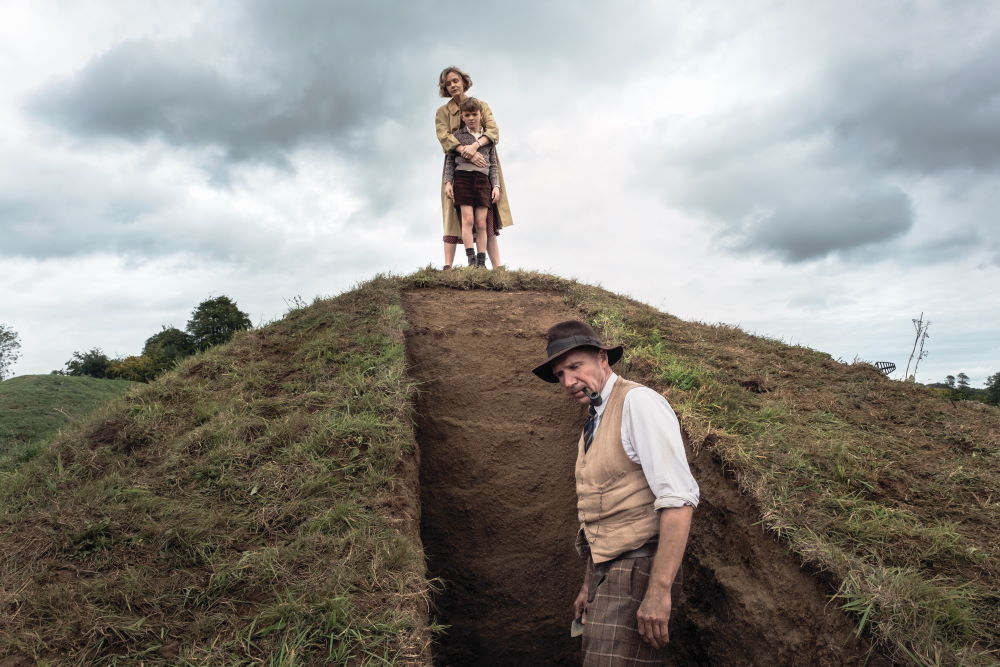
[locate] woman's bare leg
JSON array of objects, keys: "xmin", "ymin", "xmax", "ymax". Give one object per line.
[
  {"xmin": 487, "ymin": 234, "xmax": 502, "ymax": 268},
  {"xmin": 443, "ymin": 241, "xmax": 457, "ymax": 268}
]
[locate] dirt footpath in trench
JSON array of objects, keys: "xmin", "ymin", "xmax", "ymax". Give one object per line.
[{"xmin": 404, "ymin": 288, "xmax": 881, "ymax": 666}]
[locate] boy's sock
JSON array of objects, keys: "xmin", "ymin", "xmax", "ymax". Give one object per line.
[
  {"xmin": 476, "ymin": 252, "xmax": 487, "ymax": 268},
  {"xmin": 465, "ymin": 247, "xmax": 476, "ymax": 266}
]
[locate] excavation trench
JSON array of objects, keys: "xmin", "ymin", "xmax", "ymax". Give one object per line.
[{"xmin": 404, "ymin": 290, "xmax": 881, "ymax": 666}]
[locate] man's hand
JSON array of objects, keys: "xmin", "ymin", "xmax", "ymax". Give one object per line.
[
  {"xmin": 636, "ymin": 583, "xmax": 671, "ymax": 648},
  {"xmin": 573, "ymin": 581, "xmax": 589, "ymax": 624},
  {"xmin": 637, "ymin": 506, "xmax": 692, "ymax": 648},
  {"xmin": 444, "ymin": 182, "xmax": 454, "ymax": 200}
]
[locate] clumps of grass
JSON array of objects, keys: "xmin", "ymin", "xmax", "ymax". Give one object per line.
[
  {"xmin": 1, "ymin": 278, "xmax": 430, "ymax": 663},
  {"xmin": 835, "ymin": 566, "xmax": 987, "ymax": 666},
  {"xmin": 623, "ymin": 332, "xmax": 704, "ymax": 392}
]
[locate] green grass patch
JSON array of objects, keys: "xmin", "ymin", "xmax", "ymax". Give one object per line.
[{"xmin": 0, "ymin": 374, "xmax": 136, "ymax": 468}]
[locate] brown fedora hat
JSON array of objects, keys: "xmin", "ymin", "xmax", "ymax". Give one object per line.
[{"xmin": 532, "ymin": 320, "xmax": 623, "ymax": 383}]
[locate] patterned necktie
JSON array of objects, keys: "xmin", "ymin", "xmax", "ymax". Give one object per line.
[{"xmin": 583, "ymin": 404, "xmax": 598, "ymax": 453}]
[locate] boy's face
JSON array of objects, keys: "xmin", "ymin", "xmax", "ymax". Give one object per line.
[{"xmin": 462, "ymin": 109, "xmax": 482, "ymax": 130}]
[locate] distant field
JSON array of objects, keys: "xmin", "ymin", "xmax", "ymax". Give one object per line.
[{"xmin": 0, "ymin": 374, "xmax": 136, "ymax": 465}]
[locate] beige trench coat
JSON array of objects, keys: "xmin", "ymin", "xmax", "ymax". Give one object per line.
[{"xmin": 435, "ymin": 98, "xmax": 514, "ymax": 239}]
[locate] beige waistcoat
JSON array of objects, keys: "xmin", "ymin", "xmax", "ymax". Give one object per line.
[{"xmin": 576, "ymin": 378, "xmax": 659, "ymax": 563}]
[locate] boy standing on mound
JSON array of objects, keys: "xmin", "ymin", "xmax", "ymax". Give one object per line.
[{"xmin": 443, "ymin": 97, "xmax": 501, "ymax": 268}]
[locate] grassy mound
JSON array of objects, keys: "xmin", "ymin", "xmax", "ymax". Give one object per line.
[
  {"xmin": 0, "ymin": 375, "xmax": 136, "ymax": 469},
  {"xmin": 1, "ymin": 282, "xmax": 428, "ymax": 664},
  {"xmin": 1, "ymin": 269, "xmax": 997, "ymax": 665}
]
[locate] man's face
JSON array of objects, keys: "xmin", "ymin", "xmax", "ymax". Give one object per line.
[{"xmin": 551, "ymin": 348, "xmax": 610, "ymax": 405}]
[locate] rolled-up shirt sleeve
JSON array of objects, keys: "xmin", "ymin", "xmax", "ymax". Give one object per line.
[{"xmin": 621, "ymin": 387, "xmax": 700, "ymax": 509}]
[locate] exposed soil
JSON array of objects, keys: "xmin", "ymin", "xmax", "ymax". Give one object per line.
[
  {"xmin": 406, "ymin": 290, "xmax": 586, "ymax": 665},
  {"xmin": 404, "ymin": 289, "xmax": 885, "ymax": 666},
  {"xmin": 675, "ymin": 444, "xmax": 886, "ymax": 666}
]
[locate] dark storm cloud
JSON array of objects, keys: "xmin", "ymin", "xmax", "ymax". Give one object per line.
[
  {"xmin": 0, "ymin": 185, "xmax": 277, "ymax": 262},
  {"xmin": 732, "ymin": 185, "xmax": 913, "ymax": 262},
  {"xmin": 659, "ymin": 8, "xmax": 1000, "ymax": 264},
  {"xmin": 28, "ymin": 0, "xmax": 667, "ymax": 166},
  {"xmin": 19, "ymin": 0, "xmax": 684, "ymax": 258},
  {"xmin": 665, "ymin": 110, "xmax": 917, "ymax": 262},
  {"xmin": 29, "ymin": 28, "xmax": 393, "ymax": 165},
  {"xmin": 829, "ymin": 36, "xmax": 1000, "ymax": 174},
  {"xmin": 21, "ymin": 0, "xmax": 1000, "ymax": 268},
  {"xmin": 21, "ymin": 1, "xmax": 489, "ymax": 257}
]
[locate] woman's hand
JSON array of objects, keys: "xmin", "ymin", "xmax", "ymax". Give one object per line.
[
  {"xmin": 459, "ymin": 144, "xmax": 488, "ymax": 167},
  {"xmin": 444, "ymin": 182, "xmax": 454, "ymax": 200},
  {"xmin": 491, "ymin": 186, "xmax": 500, "ymax": 203}
]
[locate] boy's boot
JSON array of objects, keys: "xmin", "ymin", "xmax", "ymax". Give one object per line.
[
  {"xmin": 476, "ymin": 252, "xmax": 487, "ymax": 268},
  {"xmin": 465, "ymin": 247, "xmax": 476, "ymax": 266}
]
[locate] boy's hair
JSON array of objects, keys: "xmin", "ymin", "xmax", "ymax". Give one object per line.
[
  {"xmin": 459, "ymin": 97, "xmax": 483, "ymax": 115},
  {"xmin": 438, "ymin": 66, "xmax": 473, "ymax": 98}
]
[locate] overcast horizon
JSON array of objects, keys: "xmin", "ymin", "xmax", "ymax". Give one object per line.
[{"xmin": 2, "ymin": 1, "xmax": 998, "ymax": 386}]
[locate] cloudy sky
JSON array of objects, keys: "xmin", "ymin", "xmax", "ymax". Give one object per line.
[{"xmin": 2, "ymin": 0, "xmax": 998, "ymax": 386}]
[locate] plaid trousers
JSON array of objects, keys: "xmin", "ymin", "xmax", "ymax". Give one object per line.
[{"xmin": 582, "ymin": 555, "xmax": 681, "ymax": 666}]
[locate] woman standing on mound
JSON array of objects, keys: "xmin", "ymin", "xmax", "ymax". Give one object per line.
[{"xmin": 435, "ymin": 66, "xmax": 513, "ymax": 269}]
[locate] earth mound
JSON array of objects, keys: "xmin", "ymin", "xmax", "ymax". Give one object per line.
[
  {"xmin": 1, "ymin": 269, "xmax": 996, "ymax": 665},
  {"xmin": 406, "ymin": 289, "xmax": 877, "ymax": 666}
]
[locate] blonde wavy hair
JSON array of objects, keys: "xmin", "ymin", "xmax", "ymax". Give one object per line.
[{"xmin": 438, "ymin": 66, "xmax": 473, "ymax": 98}]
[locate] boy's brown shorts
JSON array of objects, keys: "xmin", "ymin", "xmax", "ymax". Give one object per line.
[{"xmin": 452, "ymin": 170, "xmax": 493, "ymax": 208}]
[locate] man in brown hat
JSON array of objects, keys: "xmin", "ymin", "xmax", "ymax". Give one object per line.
[{"xmin": 533, "ymin": 320, "xmax": 699, "ymax": 665}]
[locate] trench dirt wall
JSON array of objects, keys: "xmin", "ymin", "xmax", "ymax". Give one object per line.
[
  {"xmin": 406, "ymin": 290, "xmax": 585, "ymax": 665},
  {"xmin": 403, "ymin": 289, "xmax": 882, "ymax": 666}
]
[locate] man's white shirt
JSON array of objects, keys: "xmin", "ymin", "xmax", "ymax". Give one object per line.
[{"xmin": 589, "ymin": 373, "xmax": 700, "ymax": 510}]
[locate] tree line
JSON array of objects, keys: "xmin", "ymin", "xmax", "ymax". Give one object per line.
[
  {"xmin": 928, "ymin": 372, "xmax": 1000, "ymax": 406},
  {"xmin": 6, "ymin": 304, "xmax": 1000, "ymax": 404},
  {"xmin": 0, "ymin": 324, "xmax": 21, "ymax": 381},
  {"xmin": 54, "ymin": 296, "xmax": 252, "ymax": 383}
]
